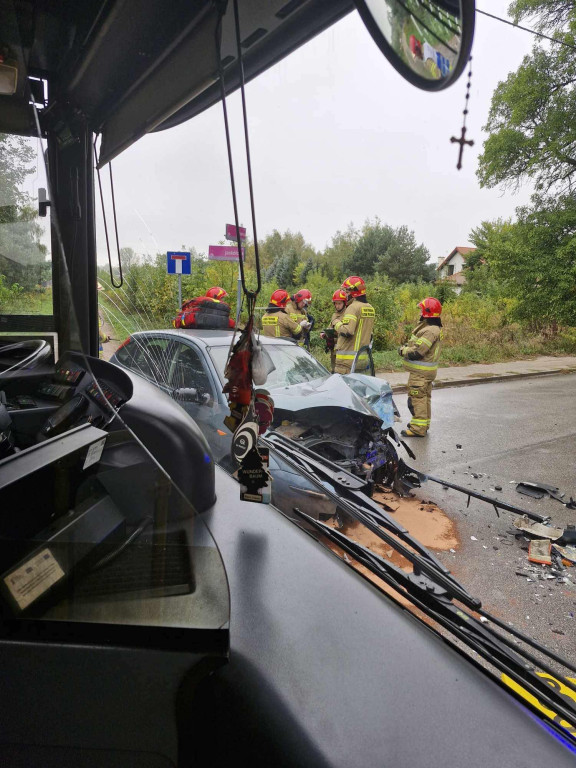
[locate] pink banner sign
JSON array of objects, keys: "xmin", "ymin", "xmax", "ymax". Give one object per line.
[
  {"xmin": 225, "ymin": 224, "xmax": 247, "ymax": 242},
  {"xmin": 208, "ymin": 244, "xmax": 245, "ymax": 262}
]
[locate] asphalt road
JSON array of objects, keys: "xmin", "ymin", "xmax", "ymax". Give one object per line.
[{"xmin": 394, "ymin": 373, "xmax": 576, "ymax": 666}]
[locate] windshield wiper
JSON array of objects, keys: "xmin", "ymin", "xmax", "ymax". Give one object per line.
[
  {"xmin": 263, "ymin": 431, "xmax": 477, "ymax": 609},
  {"xmin": 398, "ymin": 461, "xmax": 550, "ymax": 524},
  {"xmin": 290, "ymin": 508, "xmax": 576, "ymax": 745},
  {"xmin": 262, "ymin": 432, "xmax": 576, "ymax": 743}
]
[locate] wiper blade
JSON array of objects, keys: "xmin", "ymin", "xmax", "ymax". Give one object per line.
[
  {"xmin": 263, "ymin": 431, "xmax": 478, "ymax": 609},
  {"xmin": 290, "ymin": 507, "xmax": 576, "ymax": 742},
  {"xmin": 401, "ymin": 462, "xmax": 550, "ymax": 524}
]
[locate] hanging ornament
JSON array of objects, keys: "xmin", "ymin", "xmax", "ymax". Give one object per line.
[
  {"xmin": 450, "ymin": 57, "xmax": 474, "ymax": 170},
  {"xmin": 222, "ymin": 313, "xmax": 254, "ymax": 407},
  {"xmin": 232, "ymin": 398, "xmax": 259, "ymax": 464},
  {"xmin": 216, "ymin": 0, "xmax": 273, "ymax": 502}
]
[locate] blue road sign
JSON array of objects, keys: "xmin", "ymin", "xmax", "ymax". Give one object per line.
[{"xmin": 167, "ymin": 251, "xmax": 191, "ymax": 275}]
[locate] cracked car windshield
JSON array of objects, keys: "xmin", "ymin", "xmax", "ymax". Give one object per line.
[{"xmin": 210, "ymin": 343, "xmax": 329, "ymax": 388}]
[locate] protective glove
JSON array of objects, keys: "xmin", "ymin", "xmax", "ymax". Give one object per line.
[
  {"xmin": 398, "ymin": 346, "xmax": 405, "ymax": 357},
  {"xmin": 300, "ymin": 320, "xmax": 312, "ymax": 330},
  {"xmin": 320, "ymin": 331, "xmax": 326, "ymax": 339}
]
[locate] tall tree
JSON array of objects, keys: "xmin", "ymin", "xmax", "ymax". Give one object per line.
[
  {"xmin": 120, "ymin": 247, "xmax": 139, "ymax": 273},
  {"xmin": 477, "ymin": 1, "xmax": 576, "ymax": 193},
  {"xmin": 484, "ymin": 194, "xmax": 576, "ymax": 327},
  {"xmin": 271, "ymin": 252, "xmax": 300, "ymax": 290},
  {"xmin": 375, "ymin": 225, "xmax": 434, "ymax": 284},
  {"xmin": 343, "ymin": 218, "xmax": 434, "ymax": 284},
  {"xmin": 0, "ymin": 134, "xmax": 49, "ymax": 292},
  {"xmin": 467, "ymin": 219, "xmax": 511, "ymax": 270},
  {"xmin": 248, "ymin": 229, "xmax": 316, "ymax": 273},
  {"xmin": 319, "ymin": 224, "xmax": 358, "ymax": 280}
]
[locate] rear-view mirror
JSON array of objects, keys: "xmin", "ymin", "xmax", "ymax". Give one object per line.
[{"xmin": 354, "ymin": 0, "xmax": 475, "ymax": 91}]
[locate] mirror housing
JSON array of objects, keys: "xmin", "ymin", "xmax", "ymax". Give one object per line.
[
  {"xmin": 173, "ymin": 388, "xmax": 211, "ymax": 405},
  {"xmin": 174, "ymin": 387, "xmax": 200, "ymax": 402},
  {"xmin": 354, "ymin": 0, "xmax": 475, "ymax": 91}
]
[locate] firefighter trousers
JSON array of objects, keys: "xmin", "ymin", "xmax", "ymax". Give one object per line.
[{"xmin": 407, "ymin": 373, "xmax": 434, "ymax": 436}]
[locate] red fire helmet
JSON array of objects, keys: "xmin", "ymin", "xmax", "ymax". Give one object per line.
[
  {"xmin": 341, "ymin": 276, "xmax": 366, "ymax": 298},
  {"xmin": 206, "ymin": 286, "xmax": 228, "ymax": 300},
  {"xmin": 418, "ymin": 297, "xmax": 442, "ymax": 318},
  {"xmin": 270, "ymin": 289, "xmax": 290, "ymax": 308},
  {"xmin": 332, "ymin": 289, "xmax": 347, "ymax": 303},
  {"xmin": 292, "ymin": 288, "xmax": 312, "ymax": 305}
]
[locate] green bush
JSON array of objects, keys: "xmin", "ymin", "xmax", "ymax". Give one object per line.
[{"xmin": 94, "ymin": 252, "xmax": 576, "ymax": 369}]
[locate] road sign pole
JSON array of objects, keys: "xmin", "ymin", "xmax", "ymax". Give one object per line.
[{"xmin": 167, "ymin": 251, "xmax": 191, "ymax": 309}]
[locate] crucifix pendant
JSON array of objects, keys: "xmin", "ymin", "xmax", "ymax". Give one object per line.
[{"xmin": 450, "ymin": 126, "xmax": 474, "ymax": 170}]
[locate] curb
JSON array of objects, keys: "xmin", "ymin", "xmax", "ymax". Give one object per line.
[{"xmin": 381, "ymin": 366, "xmax": 576, "ymax": 394}]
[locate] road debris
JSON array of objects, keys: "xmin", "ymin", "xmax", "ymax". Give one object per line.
[
  {"xmin": 513, "ymin": 517, "xmax": 563, "ymax": 541},
  {"xmin": 516, "ymin": 481, "xmax": 576, "ymax": 509},
  {"xmin": 553, "ymin": 544, "xmax": 576, "ymax": 565},
  {"xmin": 528, "ymin": 539, "xmax": 552, "ymax": 565},
  {"xmin": 560, "ymin": 525, "xmax": 576, "ymax": 544}
]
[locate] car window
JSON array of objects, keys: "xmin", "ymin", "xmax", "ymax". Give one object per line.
[
  {"xmin": 168, "ymin": 341, "xmax": 212, "ymax": 394},
  {"xmin": 209, "ymin": 343, "xmax": 328, "ymax": 389},
  {"xmin": 114, "ymin": 336, "xmax": 172, "ymax": 385}
]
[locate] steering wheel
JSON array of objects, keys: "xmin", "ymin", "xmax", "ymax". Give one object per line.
[{"xmin": 0, "ymin": 340, "xmax": 51, "ymax": 377}]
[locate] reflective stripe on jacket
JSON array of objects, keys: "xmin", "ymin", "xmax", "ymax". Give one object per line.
[
  {"xmin": 261, "ymin": 310, "xmax": 302, "ymax": 339},
  {"xmin": 286, "ymin": 300, "xmax": 309, "ymax": 346},
  {"xmin": 334, "ymin": 300, "xmax": 375, "ymax": 365},
  {"xmin": 402, "ymin": 321, "xmax": 442, "ymax": 379},
  {"xmin": 286, "ymin": 300, "xmax": 307, "ymax": 326},
  {"xmin": 329, "ymin": 308, "xmax": 344, "ymax": 329}
]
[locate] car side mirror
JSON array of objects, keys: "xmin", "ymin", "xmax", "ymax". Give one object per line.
[
  {"xmin": 174, "ymin": 387, "xmax": 200, "ymax": 402},
  {"xmin": 173, "ymin": 387, "xmax": 212, "ymax": 405}
]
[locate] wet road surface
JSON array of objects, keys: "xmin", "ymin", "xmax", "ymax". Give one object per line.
[{"xmin": 394, "ymin": 373, "xmax": 576, "ymax": 664}]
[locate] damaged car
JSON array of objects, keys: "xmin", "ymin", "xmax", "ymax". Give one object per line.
[{"xmin": 110, "ymin": 329, "xmax": 402, "ymax": 501}]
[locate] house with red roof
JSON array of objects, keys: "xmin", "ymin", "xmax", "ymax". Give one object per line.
[{"xmin": 436, "ymin": 246, "xmax": 476, "ymax": 294}]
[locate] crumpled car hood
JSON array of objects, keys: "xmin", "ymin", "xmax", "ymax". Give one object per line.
[
  {"xmin": 341, "ymin": 374, "xmax": 395, "ymax": 428},
  {"xmin": 268, "ymin": 373, "xmax": 392, "ymax": 427}
]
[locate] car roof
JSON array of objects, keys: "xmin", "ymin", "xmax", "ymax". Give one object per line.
[{"xmin": 131, "ymin": 328, "xmax": 298, "ymax": 348}]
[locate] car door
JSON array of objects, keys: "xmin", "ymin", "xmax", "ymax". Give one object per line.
[
  {"xmin": 113, "ymin": 334, "xmax": 173, "ymax": 388},
  {"xmin": 167, "ymin": 340, "xmax": 230, "ymax": 462}
]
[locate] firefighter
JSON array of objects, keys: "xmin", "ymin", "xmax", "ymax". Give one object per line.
[
  {"xmin": 205, "ymin": 286, "xmax": 228, "ymax": 301},
  {"xmin": 333, "ymin": 276, "xmax": 375, "ymax": 374},
  {"xmin": 98, "ymin": 315, "xmax": 110, "ymax": 358},
  {"xmin": 261, "ymin": 289, "xmax": 310, "ymax": 340},
  {"xmin": 321, "ymin": 289, "xmax": 347, "ymax": 373},
  {"xmin": 286, "ymin": 289, "xmax": 314, "ymax": 348},
  {"xmin": 398, "ymin": 297, "xmax": 443, "ymax": 437}
]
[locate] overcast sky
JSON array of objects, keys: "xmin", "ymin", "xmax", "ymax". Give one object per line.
[{"xmin": 97, "ymin": 2, "xmax": 537, "ymax": 266}]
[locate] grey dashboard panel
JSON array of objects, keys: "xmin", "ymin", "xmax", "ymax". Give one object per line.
[{"xmin": 194, "ymin": 465, "xmax": 575, "ymax": 767}]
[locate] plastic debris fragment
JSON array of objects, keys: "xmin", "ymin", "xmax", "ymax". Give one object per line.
[
  {"xmin": 513, "ymin": 517, "xmax": 563, "ymax": 541},
  {"xmin": 528, "ymin": 539, "xmax": 552, "ymax": 565}
]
